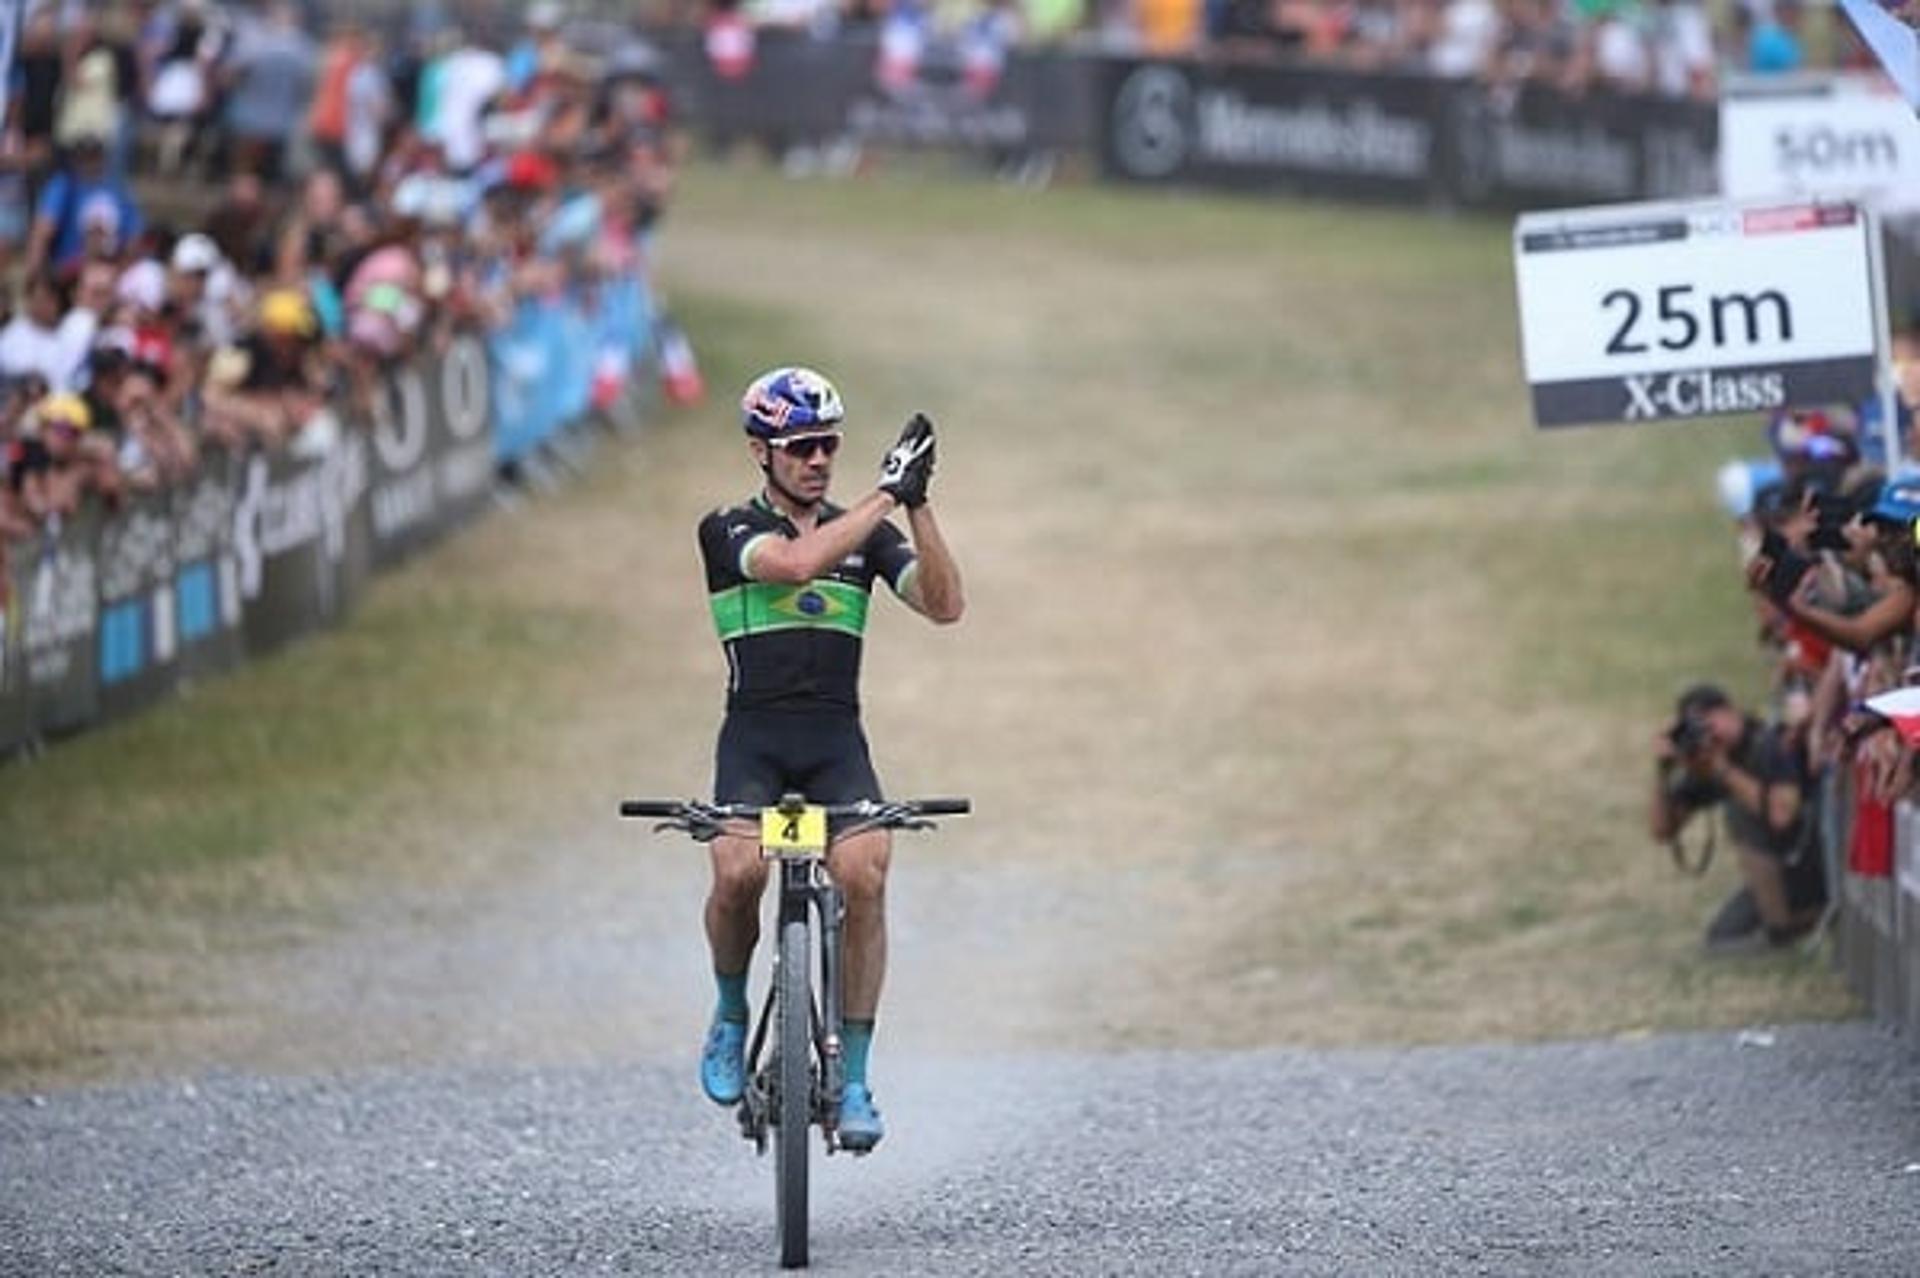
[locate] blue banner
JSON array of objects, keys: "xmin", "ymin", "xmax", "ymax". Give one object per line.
[
  {"xmin": 490, "ymin": 297, "xmax": 567, "ymax": 464},
  {"xmin": 490, "ymin": 272, "xmax": 654, "ymax": 463}
]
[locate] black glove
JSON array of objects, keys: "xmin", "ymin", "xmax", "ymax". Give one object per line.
[{"xmin": 877, "ymin": 412, "xmax": 936, "ymax": 508}]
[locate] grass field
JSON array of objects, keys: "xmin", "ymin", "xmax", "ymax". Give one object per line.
[{"xmin": 0, "ymin": 161, "xmax": 1855, "ymax": 1084}]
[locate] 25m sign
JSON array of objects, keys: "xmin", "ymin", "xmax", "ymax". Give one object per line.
[{"xmin": 1513, "ymin": 199, "xmax": 1881, "ymax": 428}]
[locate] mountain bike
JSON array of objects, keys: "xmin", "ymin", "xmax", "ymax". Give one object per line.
[{"xmin": 618, "ymin": 791, "xmax": 970, "ymax": 1270}]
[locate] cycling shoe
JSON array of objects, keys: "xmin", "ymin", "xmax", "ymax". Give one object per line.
[
  {"xmin": 837, "ymin": 1082, "xmax": 884, "ymax": 1152},
  {"xmin": 701, "ymin": 1017, "xmax": 748, "ymax": 1106}
]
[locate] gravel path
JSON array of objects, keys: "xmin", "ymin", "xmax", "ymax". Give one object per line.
[{"xmin": 5, "ymin": 1022, "xmax": 1917, "ymax": 1276}]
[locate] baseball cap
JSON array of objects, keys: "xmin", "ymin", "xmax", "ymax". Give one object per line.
[
  {"xmin": 258, "ymin": 288, "xmax": 316, "ymax": 338},
  {"xmin": 35, "ymin": 392, "xmax": 92, "ymax": 433},
  {"xmin": 170, "ymin": 232, "xmax": 220, "ymax": 274},
  {"xmin": 505, "ymin": 151, "xmax": 559, "ymax": 192},
  {"xmin": 115, "ymin": 259, "xmax": 166, "ymax": 312},
  {"xmin": 1871, "ymin": 478, "xmax": 1920, "ymax": 525}
]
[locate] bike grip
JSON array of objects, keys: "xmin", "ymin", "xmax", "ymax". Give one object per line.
[
  {"xmin": 620, "ymin": 800, "xmax": 684, "ymax": 818},
  {"xmin": 914, "ymin": 797, "xmax": 971, "ymax": 816}
]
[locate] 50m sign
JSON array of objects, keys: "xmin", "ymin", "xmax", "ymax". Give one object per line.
[{"xmin": 1513, "ymin": 198, "xmax": 1881, "ymax": 428}]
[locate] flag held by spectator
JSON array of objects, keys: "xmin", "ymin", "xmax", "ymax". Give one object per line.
[
  {"xmin": 658, "ymin": 320, "xmax": 704, "ymax": 406},
  {"xmin": 1838, "ymin": 0, "xmax": 1920, "ymax": 111},
  {"xmin": 1864, "ymin": 686, "xmax": 1920, "ymax": 744}
]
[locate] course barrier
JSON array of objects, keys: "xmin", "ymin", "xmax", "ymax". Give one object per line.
[
  {"xmin": 658, "ymin": 30, "xmax": 1719, "ymax": 209},
  {"xmin": 1851, "ymin": 799, "xmax": 1920, "ymax": 1036},
  {"xmin": 0, "ymin": 283, "xmax": 657, "ymax": 756}
]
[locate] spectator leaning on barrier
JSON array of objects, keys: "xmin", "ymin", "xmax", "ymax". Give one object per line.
[
  {"xmin": 1650, "ymin": 684, "xmax": 1825, "ymax": 952},
  {"xmin": 24, "ymin": 391, "xmax": 120, "ymax": 520},
  {"xmin": 199, "ymin": 286, "xmax": 323, "ymax": 452},
  {"xmin": 111, "ymin": 348, "xmax": 196, "ymax": 493},
  {"xmin": 1756, "ymin": 488, "xmax": 1918, "ymax": 668}
]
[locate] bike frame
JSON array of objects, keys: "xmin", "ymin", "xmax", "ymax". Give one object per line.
[{"xmin": 741, "ymin": 850, "xmax": 848, "ymax": 1150}]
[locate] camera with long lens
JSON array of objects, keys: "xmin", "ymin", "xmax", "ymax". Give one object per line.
[{"xmin": 1666, "ymin": 714, "xmax": 1712, "ymax": 762}]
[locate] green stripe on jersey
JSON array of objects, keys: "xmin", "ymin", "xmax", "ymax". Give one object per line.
[{"xmin": 710, "ymin": 579, "xmax": 872, "ymax": 643}]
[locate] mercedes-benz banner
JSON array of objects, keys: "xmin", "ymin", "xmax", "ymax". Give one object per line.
[
  {"xmin": 1514, "ymin": 199, "xmax": 1882, "ymax": 428},
  {"xmin": 1100, "ymin": 58, "xmax": 1445, "ymax": 203}
]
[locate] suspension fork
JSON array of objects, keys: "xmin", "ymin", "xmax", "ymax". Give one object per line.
[{"xmin": 815, "ymin": 871, "xmax": 847, "ymax": 1119}]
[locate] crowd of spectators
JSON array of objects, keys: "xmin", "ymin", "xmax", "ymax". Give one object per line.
[
  {"xmin": 694, "ymin": 0, "xmax": 1867, "ymax": 100},
  {"xmin": 1656, "ymin": 363, "xmax": 1920, "ymax": 955},
  {"xmin": 0, "ymin": 0, "xmax": 681, "ymax": 549}
]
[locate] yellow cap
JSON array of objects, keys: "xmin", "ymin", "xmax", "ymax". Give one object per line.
[
  {"xmin": 259, "ymin": 288, "xmax": 316, "ymax": 338},
  {"xmin": 36, "ymin": 392, "xmax": 91, "ymax": 432}
]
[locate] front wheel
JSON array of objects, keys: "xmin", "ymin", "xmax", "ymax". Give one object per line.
[{"xmin": 775, "ymin": 919, "xmax": 813, "ymax": 1269}]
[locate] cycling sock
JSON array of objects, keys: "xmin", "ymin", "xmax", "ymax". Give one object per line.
[
  {"xmin": 842, "ymin": 1019, "xmax": 874, "ymax": 1088},
  {"xmin": 715, "ymin": 970, "xmax": 749, "ymax": 1023}
]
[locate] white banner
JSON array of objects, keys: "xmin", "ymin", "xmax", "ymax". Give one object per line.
[
  {"xmin": 1514, "ymin": 198, "xmax": 1882, "ymax": 427},
  {"xmin": 1721, "ymin": 73, "xmax": 1920, "ymax": 212}
]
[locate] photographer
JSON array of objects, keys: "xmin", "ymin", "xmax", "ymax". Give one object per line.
[{"xmin": 1650, "ymin": 684, "xmax": 1826, "ymax": 952}]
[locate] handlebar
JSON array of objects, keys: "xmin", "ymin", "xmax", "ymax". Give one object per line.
[
  {"xmin": 617, "ymin": 795, "xmax": 970, "ymax": 839},
  {"xmin": 619, "ymin": 800, "xmax": 686, "ymax": 819}
]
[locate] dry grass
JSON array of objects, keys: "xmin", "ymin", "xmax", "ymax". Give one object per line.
[{"xmin": 0, "ymin": 163, "xmax": 1853, "ymax": 1086}]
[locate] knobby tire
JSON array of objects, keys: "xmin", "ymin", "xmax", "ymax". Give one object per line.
[{"xmin": 776, "ymin": 919, "xmax": 812, "ymax": 1269}]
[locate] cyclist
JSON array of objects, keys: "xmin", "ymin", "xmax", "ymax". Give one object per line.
[{"xmin": 695, "ymin": 365, "xmax": 964, "ymax": 1151}]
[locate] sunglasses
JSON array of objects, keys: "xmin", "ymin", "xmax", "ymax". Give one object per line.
[{"xmin": 770, "ymin": 433, "xmax": 841, "ymax": 460}]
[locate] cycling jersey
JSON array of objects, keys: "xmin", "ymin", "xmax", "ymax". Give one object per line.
[{"xmin": 698, "ymin": 494, "xmax": 917, "ymax": 712}]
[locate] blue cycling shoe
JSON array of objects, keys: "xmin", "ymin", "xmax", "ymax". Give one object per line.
[
  {"xmin": 836, "ymin": 1083, "xmax": 884, "ymax": 1153},
  {"xmin": 701, "ymin": 1017, "xmax": 748, "ymax": 1106}
]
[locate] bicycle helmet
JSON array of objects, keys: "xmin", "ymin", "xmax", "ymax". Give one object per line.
[{"xmin": 741, "ymin": 366, "xmax": 844, "ymax": 439}]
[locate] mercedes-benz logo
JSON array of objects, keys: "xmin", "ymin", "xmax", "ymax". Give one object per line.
[{"xmin": 1112, "ymin": 64, "xmax": 1192, "ymax": 181}]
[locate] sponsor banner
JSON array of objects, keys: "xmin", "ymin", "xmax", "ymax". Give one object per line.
[
  {"xmin": 667, "ymin": 28, "xmax": 1093, "ymax": 154},
  {"xmin": 1530, "ymin": 357, "xmax": 1872, "ymax": 429},
  {"xmin": 332, "ymin": 428, "xmax": 375, "ymax": 621},
  {"xmin": 556, "ymin": 291, "xmax": 596, "ymax": 428},
  {"xmin": 684, "ymin": 27, "xmax": 856, "ymax": 147},
  {"xmin": 171, "ymin": 450, "xmax": 244, "ymax": 682},
  {"xmin": 1721, "ymin": 73, "xmax": 1920, "ymax": 212},
  {"xmin": 10, "ymin": 509, "xmax": 101, "ymax": 735},
  {"xmin": 368, "ymin": 336, "xmax": 497, "ymax": 565},
  {"xmin": 233, "ymin": 441, "xmax": 365, "ymax": 657},
  {"xmin": 1447, "ymin": 82, "xmax": 1717, "ymax": 210},
  {"xmin": 433, "ymin": 332, "xmax": 496, "ymax": 536},
  {"xmin": 1100, "ymin": 58, "xmax": 1445, "ymax": 202},
  {"xmin": 367, "ymin": 360, "xmax": 441, "ymax": 568},
  {"xmin": 1515, "ymin": 198, "xmax": 1881, "ymax": 428},
  {"xmin": 847, "ymin": 39, "xmax": 1095, "ymax": 153},
  {"xmin": 95, "ymin": 488, "xmax": 178, "ymax": 721}
]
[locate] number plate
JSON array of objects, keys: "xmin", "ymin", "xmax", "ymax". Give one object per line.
[
  {"xmin": 1513, "ymin": 196, "xmax": 1879, "ymax": 429},
  {"xmin": 761, "ymin": 805, "xmax": 828, "ymax": 857}
]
